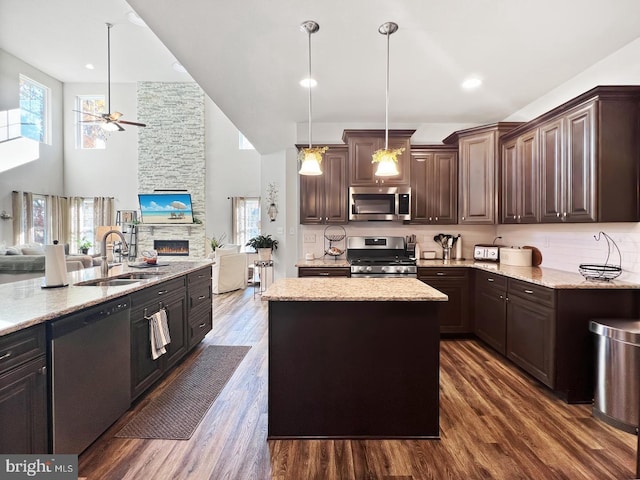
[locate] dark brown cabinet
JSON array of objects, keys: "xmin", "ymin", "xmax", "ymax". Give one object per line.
[
  {"xmin": 410, "ymin": 147, "xmax": 458, "ymax": 225},
  {"xmin": 501, "ymin": 129, "xmax": 539, "ymax": 224},
  {"xmin": 474, "ymin": 270, "xmax": 507, "ymax": 354},
  {"xmin": 418, "ymin": 267, "xmax": 470, "ymax": 334},
  {"xmin": 187, "ymin": 267, "xmax": 213, "ymax": 348},
  {"xmin": 343, "ymin": 130, "xmax": 413, "ymax": 186},
  {"xmin": 505, "ymin": 279, "xmax": 555, "ymax": 387},
  {"xmin": 509, "ymin": 86, "xmax": 640, "ymax": 224},
  {"xmin": 444, "ymin": 123, "xmax": 521, "ymax": 225},
  {"xmin": 130, "ymin": 276, "xmax": 188, "ymax": 400},
  {"xmin": 298, "ymin": 267, "xmax": 350, "ymax": 277},
  {"xmin": 299, "ymin": 146, "xmax": 348, "ymax": 225},
  {"xmin": 0, "ymin": 325, "xmax": 47, "ymax": 453}
]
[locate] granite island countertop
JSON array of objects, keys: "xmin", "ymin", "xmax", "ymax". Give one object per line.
[
  {"xmin": 262, "ymin": 277, "xmax": 448, "ymax": 302},
  {"xmin": 295, "ymin": 258, "xmax": 350, "ymax": 268},
  {"xmin": 0, "ymin": 260, "xmax": 212, "ymax": 337}
]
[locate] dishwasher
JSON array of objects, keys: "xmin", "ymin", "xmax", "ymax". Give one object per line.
[{"xmin": 49, "ymin": 296, "xmax": 131, "ymax": 454}]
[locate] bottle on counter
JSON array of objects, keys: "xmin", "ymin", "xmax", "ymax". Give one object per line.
[{"xmin": 455, "ymin": 234, "xmax": 463, "ymax": 260}]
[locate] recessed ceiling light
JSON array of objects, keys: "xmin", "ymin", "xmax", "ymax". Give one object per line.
[
  {"xmin": 85, "ymin": 63, "xmax": 95, "ymax": 70},
  {"xmin": 299, "ymin": 78, "xmax": 317, "ymax": 88},
  {"xmin": 127, "ymin": 11, "xmax": 147, "ymax": 27},
  {"xmin": 462, "ymin": 76, "xmax": 482, "ymax": 90},
  {"xmin": 172, "ymin": 62, "xmax": 187, "ymax": 73}
]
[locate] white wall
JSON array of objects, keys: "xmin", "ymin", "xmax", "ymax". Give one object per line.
[
  {"xmin": 62, "ymin": 82, "xmax": 139, "ymax": 211},
  {"xmin": 205, "ymin": 97, "xmax": 261, "ymax": 243},
  {"xmin": 0, "ymin": 49, "xmax": 64, "ymax": 245}
]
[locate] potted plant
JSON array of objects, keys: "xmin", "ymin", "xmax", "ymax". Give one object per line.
[
  {"xmin": 78, "ymin": 238, "xmax": 92, "ymax": 254},
  {"xmin": 246, "ymin": 234, "xmax": 279, "ymax": 261}
]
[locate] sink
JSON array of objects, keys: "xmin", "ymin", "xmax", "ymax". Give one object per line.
[
  {"xmin": 119, "ymin": 272, "xmax": 164, "ymax": 279},
  {"xmin": 75, "ymin": 278, "xmax": 142, "ymax": 287}
]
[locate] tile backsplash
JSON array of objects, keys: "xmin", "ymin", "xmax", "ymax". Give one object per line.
[{"xmin": 300, "ymin": 222, "xmax": 640, "ymax": 283}]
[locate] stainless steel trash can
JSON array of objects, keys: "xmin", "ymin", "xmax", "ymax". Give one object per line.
[{"xmin": 589, "ymin": 319, "xmax": 640, "ymax": 434}]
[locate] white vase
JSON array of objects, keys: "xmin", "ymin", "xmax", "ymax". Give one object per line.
[{"xmin": 258, "ymin": 248, "xmax": 272, "ymax": 262}]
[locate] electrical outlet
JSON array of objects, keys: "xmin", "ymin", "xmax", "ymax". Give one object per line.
[
  {"xmin": 304, "ymin": 234, "xmax": 316, "ymax": 243},
  {"xmin": 276, "ymin": 227, "xmax": 284, "ymax": 235}
]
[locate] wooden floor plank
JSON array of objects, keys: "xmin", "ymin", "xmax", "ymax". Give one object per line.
[{"xmin": 79, "ymin": 288, "xmax": 637, "ymax": 479}]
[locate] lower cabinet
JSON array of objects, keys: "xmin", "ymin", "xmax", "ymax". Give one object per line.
[
  {"xmin": 418, "ymin": 267, "xmax": 470, "ymax": 334},
  {"xmin": 298, "ymin": 267, "xmax": 350, "ymax": 277},
  {"xmin": 130, "ymin": 266, "xmax": 212, "ymax": 401},
  {"xmin": 0, "ymin": 325, "xmax": 47, "ymax": 453},
  {"xmin": 474, "ymin": 271, "xmax": 507, "ymax": 354},
  {"xmin": 505, "ymin": 280, "xmax": 555, "ymax": 387}
]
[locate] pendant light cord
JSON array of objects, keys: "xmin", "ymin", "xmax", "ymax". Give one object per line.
[
  {"xmin": 384, "ymin": 29, "xmax": 390, "ymax": 150},
  {"xmin": 307, "ymin": 29, "xmax": 313, "ymax": 149},
  {"xmin": 106, "ymin": 23, "xmax": 112, "ymax": 115}
]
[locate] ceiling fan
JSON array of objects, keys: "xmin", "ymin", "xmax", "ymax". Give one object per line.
[{"xmin": 75, "ymin": 23, "xmax": 146, "ymax": 132}]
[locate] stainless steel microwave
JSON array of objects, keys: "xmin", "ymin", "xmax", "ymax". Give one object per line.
[{"xmin": 349, "ymin": 186, "xmax": 411, "ymax": 221}]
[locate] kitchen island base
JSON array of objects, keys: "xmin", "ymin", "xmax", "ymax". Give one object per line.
[{"xmin": 268, "ymin": 300, "xmax": 441, "ymax": 439}]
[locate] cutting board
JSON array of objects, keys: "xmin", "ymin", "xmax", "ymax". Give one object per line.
[{"xmin": 523, "ymin": 246, "xmax": 543, "ymax": 266}]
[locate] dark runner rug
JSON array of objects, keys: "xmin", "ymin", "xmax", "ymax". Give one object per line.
[{"xmin": 116, "ymin": 345, "xmax": 250, "ymax": 440}]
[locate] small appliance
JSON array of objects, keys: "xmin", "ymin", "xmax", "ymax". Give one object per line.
[
  {"xmin": 349, "ymin": 186, "xmax": 411, "ymax": 221},
  {"xmin": 473, "ymin": 244, "xmax": 501, "ymax": 262}
]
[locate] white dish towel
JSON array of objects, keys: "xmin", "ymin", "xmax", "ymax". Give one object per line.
[{"xmin": 149, "ymin": 309, "xmax": 171, "ymax": 360}]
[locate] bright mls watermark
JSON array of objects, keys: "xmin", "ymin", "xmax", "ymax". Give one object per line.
[{"xmin": 0, "ymin": 455, "xmax": 77, "ymax": 479}]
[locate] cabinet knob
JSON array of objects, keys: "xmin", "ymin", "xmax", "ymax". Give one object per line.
[
  {"xmin": 513, "ymin": 215, "xmax": 517, "ymax": 220},
  {"xmin": 461, "ymin": 216, "xmax": 465, "ymax": 221},
  {"xmin": 556, "ymin": 212, "xmax": 560, "ymax": 217},
  {"xmin": 436, "ymin": 272, "xmax": 445, "ymax": 276},
  {"xmin": 428, "ymin": 217, "xmax": 432, "ymax": 222},
  {"xmin": 0, "ymin": 351, "xmax": 11, "ymax": 361},
  {"xmin": 435, "ymin": 216, "xmax": 438, "ymax": 222},
  {"xmin": 524, "ymin": 289, "xmax": 534, "ymax": 294},
  {"xmin": 499, "ymin": 295, "xmax": 503, "ymax": 299},
  {"xmin": 517, "ymin": 215, "xmax": 521, "ymax": 222},
  {"xmin": 487, "ymin": 278, "xmax": 494, "ymax": 282},
  {"xmin": 38, "ymin": 366, "xmax": 47, "ymax": 375}
]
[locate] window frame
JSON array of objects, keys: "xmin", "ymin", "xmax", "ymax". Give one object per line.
[
  {"xmin": 19, "ymin": 74, "xmax": 51, "ymax": 145},
  {"xmin": 75, "ymin": 95, "xmax": 107, "ymax": 149}
]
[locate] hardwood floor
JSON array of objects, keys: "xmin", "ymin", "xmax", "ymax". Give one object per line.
[{"xmin": 79, "ymin": 288, "xmax": 637, "ymax": 479}]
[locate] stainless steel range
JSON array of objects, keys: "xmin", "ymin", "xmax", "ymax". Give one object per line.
[{"xmin": 347, "ymin": 236, "xmax": 417, "ymax": 278}]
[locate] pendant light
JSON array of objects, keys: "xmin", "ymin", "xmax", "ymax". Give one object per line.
[
  {"xmin": 373, "ymin": 21, "xmax": 404, "ymax": 177},
  {"xmin": 298, "ymin": 20, "xmax": 327, "ymax": 176}
]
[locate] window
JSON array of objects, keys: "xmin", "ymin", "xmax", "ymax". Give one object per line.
[
  {"xmin": 76, "ymin": 95, "xmax": 107, "ymax": 149},
  {"xmin": 70, "ymin": 198, "xmax": 95, "ymax": 253},
  {"xmin": 232, "ymin": 197, "xmax": 261, "ymax": 249},
  {"xmin": 19, "ymin": 75, "xmax": 50, "ymax": 144},
  {"xmin": 31, "ymin": 195, "xmax": 47, "ymax": 245},
  {"xmin": 239, "ymin": 132, "xmax": 255, "ymax": 150}
]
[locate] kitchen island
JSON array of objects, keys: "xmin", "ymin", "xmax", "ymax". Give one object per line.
[{"xmin": 262, "ymin": 277, "xmax": 447, "ymax": 439}]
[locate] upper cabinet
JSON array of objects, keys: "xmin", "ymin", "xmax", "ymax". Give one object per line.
[
  {"xmin": 504, "ymin": 86, "xmax": 640, "ymax": 223},
  {"xmin": 343, "ymin": 130, "xmax": 414, "ymax": 186},
  {"xmin": 299, "ymin": 146, "xmax": 349, "ymax": 225},
  {"xmin": 410, "ymin": 147, "xmax": 458, "ymax": 225},
  {"xmin": 501, "ymin": 128, "xmax": 539, "ymax": 224},
  {"xmin": 444, "ymin": 123, "xmax": 521, "ymax": 225}
]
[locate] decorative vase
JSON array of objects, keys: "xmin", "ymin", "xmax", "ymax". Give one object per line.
[{"xmin": 258, "ymin": 248, "xmax": 272, "ymax": 262}]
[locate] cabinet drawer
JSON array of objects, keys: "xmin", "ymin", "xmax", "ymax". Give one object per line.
[
  {"xmin": 418, "ymin": 267, "xmax": 468, "ymax": 279},
  {"xmin": 130, "ymin": 277, "xmax": 186, "ymax": 309},
  {"xmin": 189, "ymin": 282, "xmax": 211, "ymax": 310},
  {"xmin": 475, "ymin": 270, "xmax": 508, "ymax": 290},
  {"xmin": 508, "ymin": 278, "xmax": 554, "ymax": 307},
  {"xmin": 0, "ymin": 325, "xmax": 46, "ymax": 376},
  {"xmin": 298, "ymin": 267, "xmax": 350, "ymax": 277},
  {"xmin": 188, "ymin": 266, "xmax": 212, "ymax": 285},
  {"xmin": 188, "ymin": 310, "xmax": 212, "ymax": 348}
]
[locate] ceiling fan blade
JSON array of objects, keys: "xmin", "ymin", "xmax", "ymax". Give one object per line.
[
  {"xmin": 118, "ymin": 120, "xmax": 147, "ymax": 127},
  {"xmin": 73, "ymin": 109, "xmax": 103, "ymax": 119},
  {"xmin": 109, "ymin": 112, "xmax": 123, "ymax": 121}
]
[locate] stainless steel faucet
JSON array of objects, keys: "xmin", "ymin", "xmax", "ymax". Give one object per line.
[{"xmin": 100, "ymin": 229, "xmax": 128, "ymax": 276}]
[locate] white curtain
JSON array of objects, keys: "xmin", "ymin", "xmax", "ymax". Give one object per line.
[
  {"xmin": 46, "ymin": 194, "xmax": 68, "ymax": 245},
  {"xmin": 12, "ymin": 190, "xmax": 31, "ymax": 245},
  {"xmin": 93, "ymin": 197, "xmax": 115, "ymax": 227}
]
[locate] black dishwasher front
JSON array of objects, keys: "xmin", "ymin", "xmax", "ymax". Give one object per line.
[{"xmin": 49, "ymin": 296, "xmax": 131, "ymax": 454}]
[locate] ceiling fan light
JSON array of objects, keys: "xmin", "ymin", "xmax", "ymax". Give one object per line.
[
  {"xmin": 299, "ymin": 78, "xmax": 317, "ymax": 88},
  {"xmin": 101, "ymin": 122, "xmax": 120, "ymax": 132}
]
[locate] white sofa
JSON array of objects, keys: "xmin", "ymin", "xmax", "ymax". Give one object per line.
[{"xmin": 212, "ymin": 245, "xmax": 247, "ymax": 294}]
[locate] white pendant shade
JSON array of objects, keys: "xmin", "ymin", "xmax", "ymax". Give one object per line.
[
  {"xmin": 298, "ymin": 152, "xmax": 323, "ymax": 175},
  {"xmin": 375, "ymin": 157, "xmax": 400, "ymax": 176}
]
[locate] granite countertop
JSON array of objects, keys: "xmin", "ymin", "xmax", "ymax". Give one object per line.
[
  {"xmin": 415, "ymin": 259, "xmax": 640, "ymax": 289},
  {"xmin": 262, "ymin": 277, "xmax": 448, "ymax": 302},
  {"xmin": 0, "ymin": 261, "xmax": 212, "ymax": 337},
  {"xmin": 295, "ymin": 258, "xmax": 350, "ymax": 268},
  {"xmin": 300, "ymin": 257, "xmax": 640, "ymax": 290}
]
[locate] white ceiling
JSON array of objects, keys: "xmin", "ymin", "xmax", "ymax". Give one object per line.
[{"xmin": 2, "ymin": 0, "xmax": 640, "ymax": 154}]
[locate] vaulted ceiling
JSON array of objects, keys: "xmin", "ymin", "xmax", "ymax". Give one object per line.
[{"xmin": 2, "ymin": 0, "xmax": 640, "ymax": 154}]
